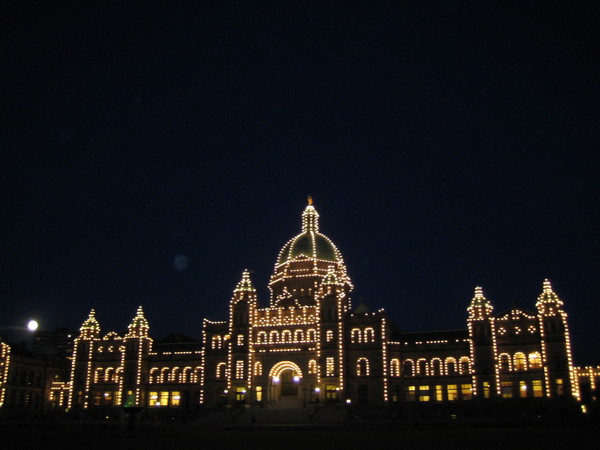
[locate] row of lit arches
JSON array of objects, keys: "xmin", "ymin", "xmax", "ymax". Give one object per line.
[
  {"xmin": 256, "ymin": 329, "xmax": 317, "ymax": 344},
  {"xmin": 398, "ymin": 357, "xmax": 471, "ymax": 377},
  {"xmin": 215, "ymin": 359, "xmax": 322, "ymax": 380},
  {"xmin": 93, "ymin": 367, "xmax": 122, "ymax": 383},
  {"xmin": 148, "ymin": 366, "xmax": 202, "ymax": 384},
  {"xmin": 350, "ymin": 327, "xmax": 376, "ymax": 343},
  {"xmin": 499, "ymin": 352, "xmax": 541, "ymax": 372}
]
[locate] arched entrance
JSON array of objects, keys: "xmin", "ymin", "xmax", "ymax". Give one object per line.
[{"xmin": 269, "ymin": 361, "xmax": 303, "ymax": 405}]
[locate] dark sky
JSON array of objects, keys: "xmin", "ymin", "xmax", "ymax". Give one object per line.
[{"xmin": 2, "ymin": 2, "xmax": 599, "ymax": 363}]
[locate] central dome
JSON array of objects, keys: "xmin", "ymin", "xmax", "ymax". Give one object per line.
[{"xmin": 275, "ymin": 199, "xmax": 343, "ymax": 265}]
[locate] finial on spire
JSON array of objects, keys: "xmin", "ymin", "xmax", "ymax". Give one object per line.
[
  {"xmin": 474, "ymin": 286, "xmax": 483, "ymax": 298},
  {"xmin": 543, "ymin": 278, "xmax": 553, "ymax": 292},
  {"xmin": 307, "ymin": 195, "xmax": 313, "ymax": 205}
]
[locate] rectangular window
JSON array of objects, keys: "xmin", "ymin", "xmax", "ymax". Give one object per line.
[
  {"xmin": 160, "ymin": 391, "xmax": 169, "ymax": 406},
  {"xmin": 435, "ymin": 385, "xmax": 443, "ymax": 402},
  {"xmin": 407, "ymin": 385, "xmax": 416, "ymax": 402},
  {"xmin": 256, "ymin": 386, "xmax": 263, "ymax": 402},
  {"xmin": 483, "ymin": 381, "xmax": 490, "ymax": 399},
  {"xmin": 501, "ymin": 381, "xmax": 513, "ymax": 398},
  {"xmin": 149, "ymin": 391, "xmax": 158, "ymax": 406},
  {"xmin": 171, "ymin": 391, "xmax": 181, "ymax": 406},
  {"xmin": 461, "ymin": 384, "xmax": 472, "ymax": 400},
  {"xmin": 237, "ymin": 334, "xmax": 244, "ymax": 346},
  {"xmin": 419, "ymin": 385, "xmax": 430, "ymax": 402},
  {"xmin": 519, "ymin": 381, "xmax": 528, "ymax": 398},
  {"xmin": 235, "ymin": 387, "xmax": 246, "ymax": 402},
  {"xmin": 326, "ymin": 385, "xmax": 338, "ymax": 400},
  {"xmin": 532, "ymin": 380, "xmax": 543, "ymax": 397},
  {"xmin": 236, "ymin": 360, "xmax": 244, "ymax": 379},
  {"xmin": 326, "ymin": 357, "xmax": 335, "ymax": 377},
  {"xmin": 556, "ymin": 378, "xmax": 564, "ymax": 396},
  {"xmin": 447, "ymin": 384, "xmax": 458, "ymax": 401}
]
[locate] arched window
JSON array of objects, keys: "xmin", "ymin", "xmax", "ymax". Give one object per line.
[
  {"xmin": 445, "ymin": 357, "xmax": 457, "ymax": 375},
  {"xmin": 94, "ymin": 368, "xmax": 104, "ymax": 383},
  {"xmin": 390, "ymin": 359, "xmax": 401, "ymax": 377},
  {"xmin": 356, "ymin": 357, "xmax": 370, "ymax": 376},
  {"xmin": 282, "ymin": 330, "xmax": 292, "ymax": 343},
  {"xmin": 160, "ymin": 367, "xmax": 170, "ymax": 383},
  {"xmin": 364, "ymin": 327, "xmax": 375, "ymax": 343},
  {"xmin": 459, "ymin": 357, "xmax": 470, "ymax": 375},
  {"xmin": 499, "ymin": 353, "xmax": 511, "ymax": 372},
  {"xmin": 403, "ymin": 360, "xmax": 414, "ymax": 377},
  {"xmin": 417, "ymin": 358, "xmax": 428, "ymax": 376},
  {"xmin": 307, "ymin": 329, "xmax": 317, "ymax": 341},
  {"xmin": 105, "ymin": 367, "xmax": 115, "ymax": 382},
  {"xmin": 211, "ymin": 335, "xmax": 222, "ymax": 349},
  {"xmin": 351, "ymin": 328, "xmax": 361, "ymax": 343},
  {"xmin": 294, "ymin": 329, "xmax": 304, "ymax": 342},
  {"xmin": 529, "ymin": 352, "xmax": 542, "ymax": 369},
  {"xmin": 181, "ymin": 367, "xmax": 192, "ymax": 383},
  {"xmin": 194, "ymin": 366, "xmax": 203, "ymax": 384},
  {"xmin": 254, "ymin": 361, "xmax": 263, "ymax": 376},
  {"xmin": 149, "ymin": 368, "xmax": 159, "ymax": 384},
  {"xmin": 308, "ymin": 359, "xmax": 318, "ymax": 375},
  {"xmin": 257, "ymin": 331, "xmax": 267, "ymax": 344},
  {"xmin": 269, "ymin": 330, "xmax": 279, "ymax": 343},
  {"xmin": 431, "ymin": 358, "xmax": 442, "ymax": 376},
  {"xmin": 514, "ymin": 353, "xmax": 526, "ymax": 371},
  {"xmin": 216, "ymin": 362, "xmax": 227, "ymax": 379},
  {"xmin": 171, "ymin": 367, "xmax": 180, "ymax": 382}
]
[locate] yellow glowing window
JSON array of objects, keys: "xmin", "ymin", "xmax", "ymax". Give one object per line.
[
  {"xmin": 149, "ymin": 391, "xmax": 158, "ymax": 407},
  {"xmin": 435, "ymin": 385, "xmax": 443, "ymax": 401},
  {"xmin": 171, "ymin": 391, "xmax": 181, "ymax": 406},
  {"xmin": 529, "ymin": 353, "xmax": 542, "ymax": 369},
  {"xmin": 556, "ymin": 378, "xmax": 564, "ymax": 396},
  {"xmin": 160, "ymin": 391, "xmax": 169, "ymax": 406},
  {"xmin": 407, "ymin": 386, "xmax": 416, "ymax": 401},
  {"xmin": 532, "ymin": 380, "xmax": 543, "ymax": 397},
  {"xmin": 256, "ymin": 386, "xmax": 262, "ymax": 402},
  {"xmin": 308, "ymin": 359, "xmax": 318, "ymax": 375},
  {"xmin": 419, "ymin": 385, "xmax": 430, "ymax": 402},
  {"xmin": 514, "ymin": 353, "xmax": 526, "ymax": 371},
  {"xmin": 254, "ymin": 361, "xmax": 263, "ymax": 376},
  {"xmin": 501, "ymin": 381, "xmax": 513, "ymax": 398},
  {"xmin": 390, "ymin": 359, "xmax": 400, "ymax": 377},
  {"xmin": 237, "ymin": 334, "xmax": 244, "ymax": 346},
  {"xmin": 461, "ymin": 384, "xmax": 472, "ymax": 400},
  {"xmin": 483, "ymin": 381, "xmax": 491, "ymax": 399},
  {"xmin": 326, "ymin": 330, "xmax": 334, "ymax": 342},
  {"xmin": 519, "ymin": 381, "xmax": 527, "ymax": 398},
  {"xmin": 447, "ymin": 385, "xmax": 458, "ymax": 401}
]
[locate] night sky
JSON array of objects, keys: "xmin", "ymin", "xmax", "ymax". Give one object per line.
[{"xmin": 2, "ymin": 3, "xmax": 599, "ymax": 363}]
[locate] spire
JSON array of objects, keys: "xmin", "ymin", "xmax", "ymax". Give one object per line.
[
  {"xmin": 301, "ymin": 197, "xmax": 319, "ymax": 232},
  {"xmin": 80, "ymin": 309, "xmax": 101, "ymax": 339},
  {"xmin": 234, "ymin": 269, "xmax": 256, "ymax": 292},
  {"xmin": 126, "ymin": 306, "xmax": 149, "ymax": 338},
  {"xmin": 536, "ymin": 278, "xmax": 563, "ymax": 313},
  {"xmin": 355, "ymin": 299, "xmax": 370, "ymax": 314},
  {"xmin": 467, "ymin": 286, "xmax": 493, "ymax": 319}
]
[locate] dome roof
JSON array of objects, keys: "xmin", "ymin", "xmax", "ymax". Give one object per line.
[{"xmin": 275, "ymin": 199, "xmax": 343, "ymax": 266}]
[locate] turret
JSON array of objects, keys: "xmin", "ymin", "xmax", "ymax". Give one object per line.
[
  {"xmin": 68, "ymin": 309, "xmax": 101, "ymax": 409},
  {"xmin": 122, "ymin": 306, "xmax": 152, "ymax": 407},
  {"xmin": 536, "ymin": 279, "xmax": 579, "ymax": 399},
  {"xmin": 467, "ymin": 287, "xmax": 497, "ymax": 398}
]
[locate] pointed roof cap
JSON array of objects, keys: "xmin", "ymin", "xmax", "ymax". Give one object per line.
[
  {"xmin": 234, "ymin": 269, "xmax": 256, "ymax": 292},
  {"xmin": 536, "ymin": 278, "xmax": 564, "ymax": 308},
  {"xmin": 355, "ymin": 299, "xmax": 370, "ymax": 314}
]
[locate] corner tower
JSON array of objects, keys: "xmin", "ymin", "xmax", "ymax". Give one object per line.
[{"xmin": 269, "ymin": 197, "xmax": 353, "ymax": 306}]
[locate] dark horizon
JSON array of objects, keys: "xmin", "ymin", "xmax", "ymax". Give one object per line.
[{"xmin": 2, "ymin": 3, "xmax": 599, "ymax": 364}]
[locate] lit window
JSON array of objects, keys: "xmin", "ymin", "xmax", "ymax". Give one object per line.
[
  {"xmin": 326, "ymin": 330, "xmax": 334, "ymax": 342},
  {"xmin": 390, "ymin": 359, "xmax": 400, "ymax": 377},
  {"xmin": 351, "ymin": 328, "xmax": 361, "ymax": 343},
  {"xmin": 309, "ymin": 359, "xmax": 318, "ymax": 375},
  {"xmin": 556, "ymin": 378, "xmax": 564, "ymax": 396},
  {"xmin": 257, "ymin": 331, "xmax": 267, "ymax": 344},
  {"xmin": 171, "ymin": 391, "xmax": 181, "ymax": 406},
  {"xmin": 326, "ymin": 357, "xmax": 335, "ymax": 377},
  {"xmin": 282, "ymin": 330, "xmax": 291, "ymax": 343},
  {"xmin": 435, "ymin": 385, "xmax": 443, "ymax": 401},
  {"xmin": 447, "ymin": 385, "xmax": 458, "ymax": 401},
  {"xmin": 237, "ymin": 334, "xmax": 244, "ymax": 346},
  {"xmin": 419, "ymin": 385, "xmax": 430, "ymax": 402},
  {"xmin": 364, "ymin": 327, "xmax": 375, "ymax": 343},
  {"xmin": 407, "ymin": 386, "xmax": 416, "ymax": 401},
  {"xmin": 211, "ymin": 335, "xmax": 222, "ymax": 349},
  {"xmin": 501, "ymin": 381, "xmax": 513, "ymax": 398},
  {"xmin": 532, "ymin": 380, "xmax": 543, "ymax": 397},
  {"xmin": 294, "ymin": 329, "xmax": 304, "ymax": 342},
  {"xmin": 216, "ymin": 362, "xmax": 227, "ymax": 379},
  {"xmin": 356, "ymin": 357, "xmax": 369, "ymax": 376},
  {"xmin": 519, "ymin": 381, "xmax": 527, "ymax": 398},
  {"xmin": 254, "ymin": 361, "xmax": 262, "ymax": 376},
  {"xmin": 461, "ymin": 384, "xmax": 472, "ymax": 400},
  {"xmin": 529, "ymin": 352, "xmax": 541, "ymax": 369},
  {"xmin": 514, "ymin": 353, "xmax": 526, "ymax": 371},
  {"xmin": 235, "ymin": 360, "xmax": 244, "ymax": 379}
]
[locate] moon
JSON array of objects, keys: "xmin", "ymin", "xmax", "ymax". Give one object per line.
[{"xmin": 27, "ymin": 320, "xmax": 39, "ymax": 331}]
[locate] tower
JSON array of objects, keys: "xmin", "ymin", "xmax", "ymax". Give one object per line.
[{"xmin": 68, "ymin": 309, "xmax": 100, "ymax": 409}]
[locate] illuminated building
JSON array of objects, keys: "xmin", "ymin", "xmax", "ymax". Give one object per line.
[{"xmin": 28, "ymin": 198, "xmax": 589, "ymax": 411}]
